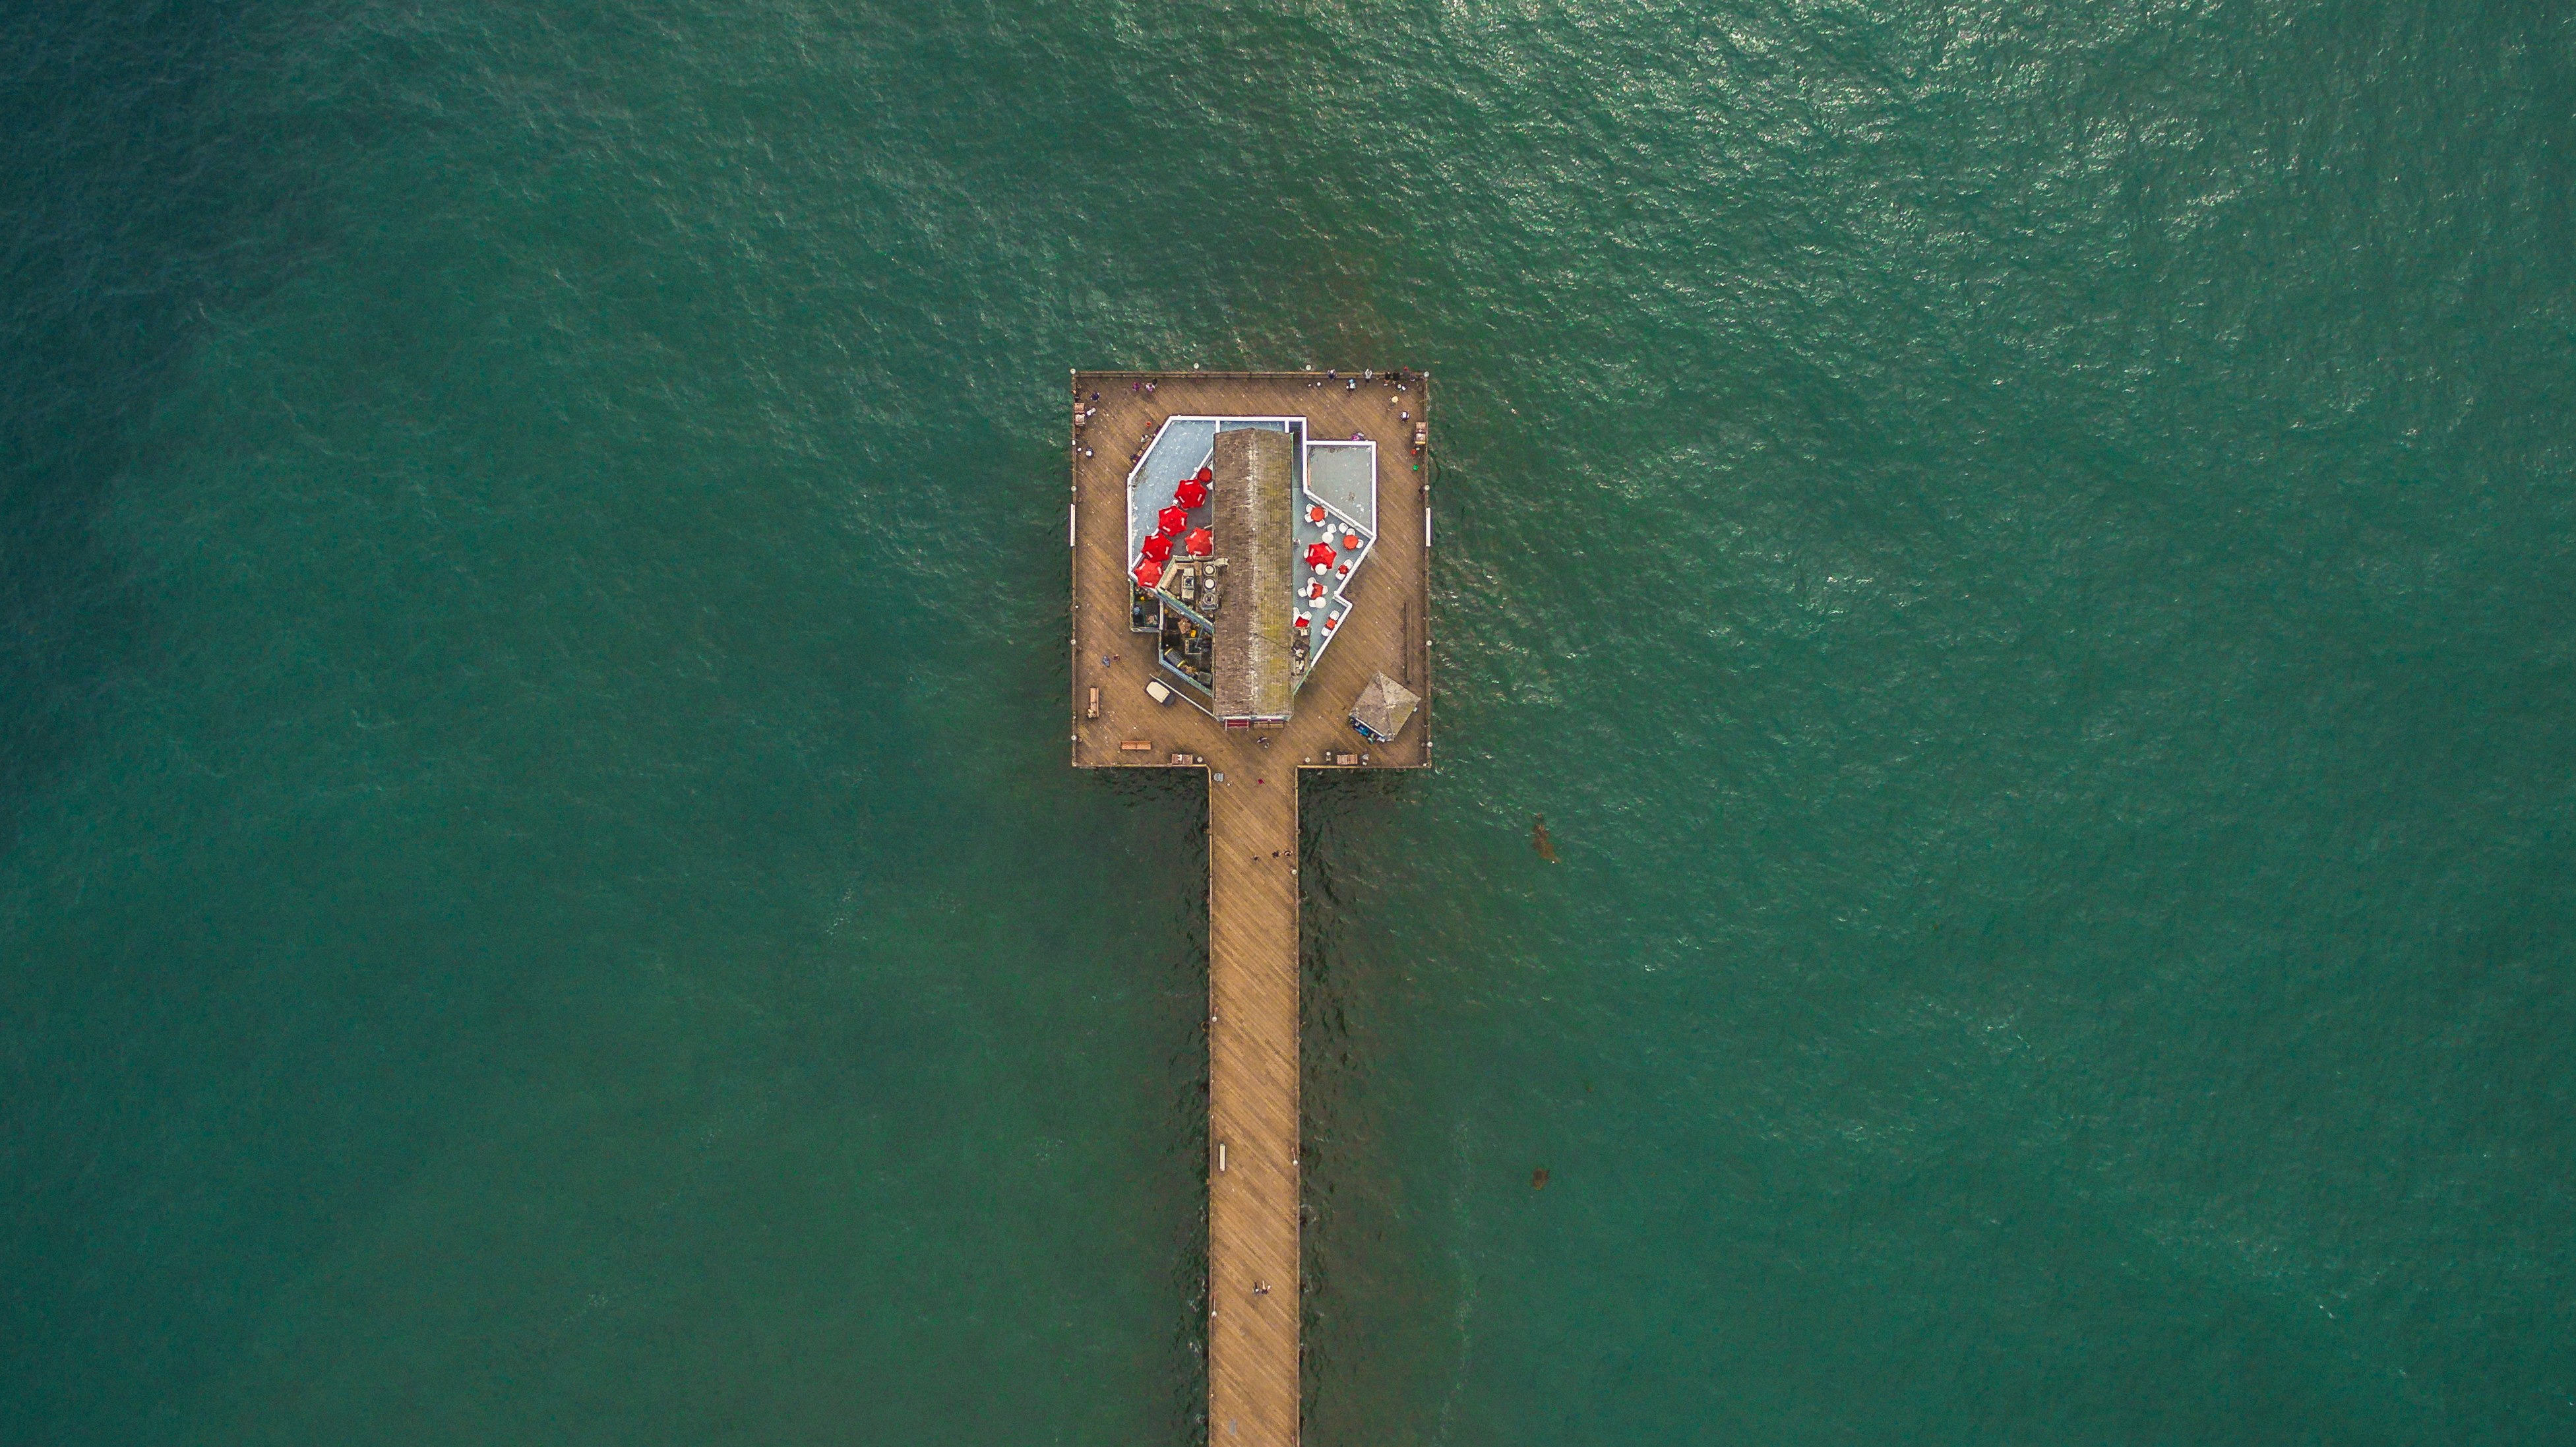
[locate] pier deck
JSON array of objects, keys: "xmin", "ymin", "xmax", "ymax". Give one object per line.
[
  {"xmin": 1208, "ymin": 773, "xmax": 1299, "ymax": 1446},
  {"xmin": 1068, "ymin": 370, "xmax": 1432, "ymax": 1447},
  {"xmin": 1069, "ymin": 371, "xmax": 1432, "ymax": 774}
]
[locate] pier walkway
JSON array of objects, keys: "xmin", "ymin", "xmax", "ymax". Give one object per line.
[{"xmin": 1208, "ymin": 773, "xmax": 1300, "ymax": 1446}]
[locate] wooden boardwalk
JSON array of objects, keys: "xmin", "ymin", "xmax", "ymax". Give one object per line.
[
  {"xmin": 1208, "ymin": 772, "xmax": 1300, "ymax": 1447},
  {"xmin": 1067, "ymin": 371, "xmax": 1432, "ymax": 1447}
]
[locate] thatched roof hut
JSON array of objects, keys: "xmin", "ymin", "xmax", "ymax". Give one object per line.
[{"xmin": 1347, "ymin": 671, "xmax": 1421, "ymax": 742}]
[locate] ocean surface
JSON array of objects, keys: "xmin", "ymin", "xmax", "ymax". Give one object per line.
[{"xmin": 5, "ymin": 1, "xmax": 2572, "ymax": 1442}]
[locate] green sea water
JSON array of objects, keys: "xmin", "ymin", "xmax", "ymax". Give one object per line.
[{"xmin": 5, "ymin": 1, "xmax": 2573, "ymax": 1442}]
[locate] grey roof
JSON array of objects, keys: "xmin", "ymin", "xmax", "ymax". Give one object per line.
[
  {"xmin": 1347, "ymin": 671, "xmax": 1421, "ymax": 739},
  {"xmin": 1304, "ymin": 442, "xmax": 1375, "ymax": 534}
]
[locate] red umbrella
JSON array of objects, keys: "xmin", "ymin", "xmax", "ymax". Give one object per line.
[
  {"xmin": 1307, "ymin": 505, "xmax": 1328, "ymax": 524},
  {"xmin": 1183, "ymin": 526, "xmax": 1213, "ymax": 556},
  {"xmin": 1133, "ymin": 559, "xmax": 1163, "ymax": 588},
  {"xmin": 1140, "ymin": 534, "xmax": 1173, "ymax": 563},
  {"xmin": 1175, "ymin": 478, "xmax": 1209, "ymax": 508},
  {"xmin": 1156, "ymin": 505, "xmax": 1188, "ymax": 536},
  {"xmin": 1304, "ymin": 541, "xmax": 1337, "ymax": 569}
]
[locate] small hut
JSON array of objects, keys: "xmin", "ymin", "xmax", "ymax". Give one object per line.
[{"xmin": 1347, "ymin": 671, "xmax": 1421, "ymax": 743}]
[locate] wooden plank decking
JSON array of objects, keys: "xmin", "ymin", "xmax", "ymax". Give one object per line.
[
  {"xmin": 1208, "ymin": 772, "xmax": 1300, "ymax": 1447},
  {"xmin": 1066, "ymin": 371, "xmax": 1432, "ymax": 1447}
]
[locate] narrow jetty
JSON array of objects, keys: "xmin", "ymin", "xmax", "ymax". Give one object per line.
[
  {"xmin": 1207, "ymin": 776, "xmax": 1299, "ymax": 1442},
  {"xmin": 1068, "ymin": 370, "xmax": 1432, "ymax": 1446}
]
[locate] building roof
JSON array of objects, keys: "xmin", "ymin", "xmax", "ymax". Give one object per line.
[
  {"xmin": 1211, "ymin": 427, "xmax": 1297, "ymax": 720},
  {"xmin": 1347, "ymin": 671, "xmax": 1421, "ymax": 740}
]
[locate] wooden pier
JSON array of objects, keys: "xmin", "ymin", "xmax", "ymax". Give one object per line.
[{"xmin": 1068, "ymin": 370, "xmax": 1432, "ymax": 1446}]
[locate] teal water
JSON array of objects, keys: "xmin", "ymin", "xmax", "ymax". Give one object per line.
[{"xmin": 5, "ymin": 2, "xmax": 2572, "ymax": 1442}]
